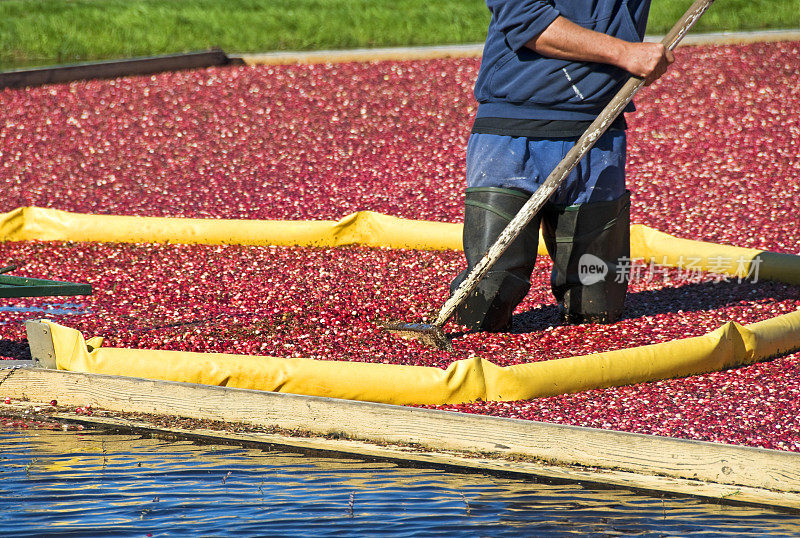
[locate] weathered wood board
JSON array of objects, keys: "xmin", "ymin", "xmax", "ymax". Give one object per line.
[{"xmin": 2, "ymin": 366, "xmax": 798, "ymax": 507}]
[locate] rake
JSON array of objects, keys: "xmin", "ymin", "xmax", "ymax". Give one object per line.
[{"xmin": 384, "ymin": 0, "xmax": 716, "ymax": 351}]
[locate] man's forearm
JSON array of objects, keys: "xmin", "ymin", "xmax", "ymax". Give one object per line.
[
  {"xmin": 526, "ymin": 16, "xmax": 673, "ymax": 84},
  {"xmin": 526, "ymin": 16, "xmax": 628, "ymax": 66}
]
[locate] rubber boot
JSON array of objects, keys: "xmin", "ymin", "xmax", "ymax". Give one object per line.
[
  {"xmin": 450, "ymin": 187, "xmax": 541, "ymax": 332},
  {"xmin": 541, "ymin": 191, "xmax": 631, "ymax": 324}
]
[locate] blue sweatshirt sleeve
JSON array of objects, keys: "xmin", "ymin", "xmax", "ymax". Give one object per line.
[{"xmin": 485, "ymin": 0, "xmax": 561, "ymax": 52}]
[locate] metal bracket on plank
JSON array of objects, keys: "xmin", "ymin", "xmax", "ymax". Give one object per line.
[{"xmin": 25, "ymin": 320, "xmax": 56, "ymax": 369}]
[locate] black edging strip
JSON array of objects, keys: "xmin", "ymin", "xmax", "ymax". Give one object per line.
[
  {"xmin": 0, "ymin": 49, "xmax": 245, "ymax": 90},
  {"xmin": 0, "ymin": 274, "xmax": 92, "ymax": 298}
]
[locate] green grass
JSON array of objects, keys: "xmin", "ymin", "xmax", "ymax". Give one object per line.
[
  {"xmin": 646, "ymin": 0, "xmax": 800, "ymax": 34},
  {"xmin": 1, "ymin": 0, "xmax": 799, "ymax": 69},
  {"xmin": 0, "ymin": 0, "xmax": 490, "ymax": 68}
]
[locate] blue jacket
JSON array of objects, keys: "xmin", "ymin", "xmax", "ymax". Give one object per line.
[{"xmin": 474, "ymin": 0, "xmax": 652, "ymax": 121}]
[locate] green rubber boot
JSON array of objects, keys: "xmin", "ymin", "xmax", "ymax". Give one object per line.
[
  {"xmin": 450, "ymin": 187, "xmax": 541, "ymax": 332},
  {"xmin": 541, "ymin": 191, "xmax": 631, "ymax": 324}
]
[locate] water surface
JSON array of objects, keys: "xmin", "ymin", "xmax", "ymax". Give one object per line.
[{"xmin": 1, "ymin": 430, "xmax": 798, "ymax": 536}]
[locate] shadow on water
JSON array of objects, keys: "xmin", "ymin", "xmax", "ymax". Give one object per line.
[
  {"xmin": 0, "ymin": 303, "xmax": 89, "ymax": 359},
  {"xmin": 622, "ymin": 279, "xmax": 799, "ymax": 319},
  {"xmin": 0, "ymin": 339, "xmax": 30, "ymax": 360},
  {"xmin": 511, "ymin": 279, "xmax": 799, "ymax": 334}
]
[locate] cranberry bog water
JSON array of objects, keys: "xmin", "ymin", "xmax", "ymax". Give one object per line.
[{"xmin": 1, "ymin": 40, "xmax": 799, "ymax": 489}]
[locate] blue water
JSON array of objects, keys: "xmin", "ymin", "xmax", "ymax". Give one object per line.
[
  {"xmin": 0, "ymin": 430, "xmax": 798, "ymax": 536},
  {"xmin": 0, "ymin": 302, "xmax": 88, "ymax": 316}
]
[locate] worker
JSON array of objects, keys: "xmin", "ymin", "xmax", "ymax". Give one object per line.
[{"xmin": 451, "ymin": 0, "xmax": 674, "ymax": 331}]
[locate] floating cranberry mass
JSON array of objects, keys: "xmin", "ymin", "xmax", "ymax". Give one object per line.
[{"xmin": 0, "ymin": 41, "xmax": 797, "ymax": 452}]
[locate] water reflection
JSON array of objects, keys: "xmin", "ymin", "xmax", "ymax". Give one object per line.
[
  {"xmin": 1, "ymin": 430, "xmax": 798, "ymax": 536},
  {"xmin": 0, "ymin": 302, "xmax": 88, "ymax": 316}
]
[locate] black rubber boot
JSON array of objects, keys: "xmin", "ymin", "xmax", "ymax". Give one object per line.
[
  {"xmin": 541, "ymin": 191, "xmax": 631, "ymax": 324},
  {"xmin": 450, "ymin": 187, "xmax": 541, "ymax": 332}
]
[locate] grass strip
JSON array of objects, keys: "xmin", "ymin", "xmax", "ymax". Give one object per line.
[{"xmin": 1, "ymin": 0, "xmax": 799, "ymax": 69}]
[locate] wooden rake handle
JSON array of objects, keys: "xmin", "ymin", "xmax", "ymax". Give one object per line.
[{"xmin": 435, "ymin": 0, "xmax": 717, "ymax": 328}]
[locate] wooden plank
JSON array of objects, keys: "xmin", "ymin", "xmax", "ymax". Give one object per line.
[
  {"xmin": 241, "ymin": 44, "xmax": 484, "ymax": 66},
  {"xmin": 15, "ymin": 410, "xmax": 787, "ymax": 513},
  {"xmin": 240, "ymin": 30, "xmax": 800, "ymax": 66},
  {"xmin": 0, "ymin": 49, "xmax": 243, "ymax": 90},
  {"xmin": 645, "ymin": 28, "xmax": 800, "ymax": 46},
  {"xmin": 2, "ymin": 367, "xmax": 798, "ymax": 497},
  {"xmin": 0, "ymin": 360, "xmax": 35, "ymax": 368}
]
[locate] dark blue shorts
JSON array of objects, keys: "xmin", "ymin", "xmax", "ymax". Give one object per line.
[{"xmin": 465, "ymin": 130, "xmax": 626, "ymax": 205}]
